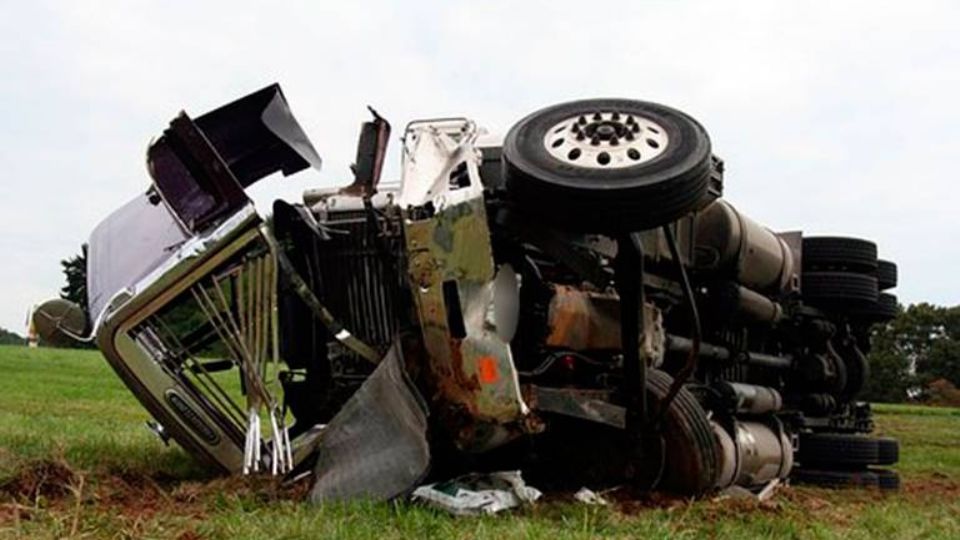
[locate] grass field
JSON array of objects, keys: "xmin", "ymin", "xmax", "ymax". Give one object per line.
[{"xmin": 1, "ymin": 345, "xmax": 958, "ymax": 539}]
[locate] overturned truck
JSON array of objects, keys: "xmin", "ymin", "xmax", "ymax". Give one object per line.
[{"xmin": 38, "ymin": 84, "xmax": 902, "ymax": 499}]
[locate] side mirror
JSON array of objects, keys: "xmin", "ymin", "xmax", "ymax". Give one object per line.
[
  {"xmin": 341, "ymin": 107, "xmax": 391, "ymax": 197},
  {"xmin": 32, "ymin": 299, "xmax": 91, "ymax": 346}
]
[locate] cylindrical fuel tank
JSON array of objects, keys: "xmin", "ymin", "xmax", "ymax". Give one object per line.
[
  {"xmin": 694, "ymin": 200, "xmax": 797, "ymax": 293},
  {"xmin": 713, "ymin": 420, "xmax": 794, "ymax": 489}
]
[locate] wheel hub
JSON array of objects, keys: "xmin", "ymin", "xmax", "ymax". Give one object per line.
[{"xmin": 543, "ymin": 111, "xmax": 669, "ymax": 169}]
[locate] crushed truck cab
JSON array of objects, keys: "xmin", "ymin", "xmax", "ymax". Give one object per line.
[{"xmin": 35, "ymin": 85, "xmax": 902, "ymax": 499}]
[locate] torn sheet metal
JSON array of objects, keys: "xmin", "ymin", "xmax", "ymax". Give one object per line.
[
  {"xmin": 524, "ymin": 386, "xmax": 625, "ymax": 429},
  {"xmin": 401, "ymin": 119, "xmax": 529, "ymax": 452},
  {"xmin": 397, "ymin": 118, "xmax": 478, "ymax": 208},
  {"xmin": 147, "ymin": 84, "xmax": 322, "ymax": 235},
  {"xmin": 194, "ymin": 83, "xmax": 322, "ymax": 185},
  {"xmin": 310, "ymin": 344, "xmax": 430, "ymax": 503},
  {"xmin": 411, "ymin": 471, "xmax": 542, "ymax": 516}
]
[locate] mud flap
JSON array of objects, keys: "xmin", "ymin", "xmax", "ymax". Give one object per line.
[{"xmin": 310, "ymin": 343, "xmax": 430, "ymax": 503}]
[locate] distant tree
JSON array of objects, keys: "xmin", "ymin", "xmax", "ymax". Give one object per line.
[
  {"xmin": 0, "ymin": 327, "xmax": 24, "ymax": 345},
  {"xmin": 60, "ymin": 244, "xmax": 88, "ymax": 312},
  {"xmin": 863, "ymin": 302, "xmax": 960, "ymax": 402},
  {"xmin": 922, "ymin": 306, "xmax": 960, "ymax": 386},
  {"xmin": 863, "ymin": 305, "xmax": 915, "ymax": 402}
]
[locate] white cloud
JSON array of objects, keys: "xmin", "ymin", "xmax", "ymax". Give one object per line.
[{"xmin": 1, "ymin": 0, "xmax": 958, "ymax": 332}]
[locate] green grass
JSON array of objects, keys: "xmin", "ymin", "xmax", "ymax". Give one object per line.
[{"xmin": 1, "ymin": 344, "xmax": 958, "ymax": 539}]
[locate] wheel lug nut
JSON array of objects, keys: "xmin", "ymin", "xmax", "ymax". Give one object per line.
[
  {"xmin": 611, "ymin": 112, "xmax": 620, "ymax": 120},
  {"xmin": 571, "ymin": 123, "xmax": 581, "ymax": 133},
  {"xmin": 590, "ymin": 136, "xmax": 601, "ymax": 145},
  {"xmin": 626, "ymin": 115, "xmax": 635, "ymax": 125},
  {"xmin": 593, "ymin": 112, "xmax": 602, "ymax": 121},
  {"xmin": 625, "ymin": 131, "xmax": 635, "ymax": 141},
  {"xmin": 631, "ymin": 124, "xmax": 640, "ymax": 133},
  {"xmin": 610, "ymin": 135, "xmax": 619, "ymax": 146},
  {"xmin": 576, "ymin": 132, "xmax": 586, "ymax": 141},
  {"xmin": 578, "ymin": 115, "xmax": 587, "ymax": 125}
]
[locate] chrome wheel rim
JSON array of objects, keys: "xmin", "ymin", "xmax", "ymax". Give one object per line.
[{"xmin": 543, "ymin": 111, "xmax": 669, "ymax": 169}]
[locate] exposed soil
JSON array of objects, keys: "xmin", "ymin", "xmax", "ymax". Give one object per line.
[
  {"xmin": 0, "ymin": 458, "xmax": 310, "ymax": 531},
  {"xmin": 902, "ymin": 473, "xmax": 960, "ymax": 498},
  {"xmin": 2, "ymin": 455, "xmax": 956, "ymax": 539},
  {"xmin": 0, "ymin": 458, "xmax": 79, "ymax": 502}
]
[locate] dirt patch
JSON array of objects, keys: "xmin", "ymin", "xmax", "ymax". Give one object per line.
[
  {"xmin": 85, "ymin": 469, "xmax": 308, "ymax": 521},
  {"xmin": 610, "ymin": 488, "xmax": 692, "ymax": 514},
  {"xmin": 94, "ymin": 471, "xmax": 183, "ymax": 519},
  {"xmin": 902, "ymin": 473, "xmax": 960, "ymax": 499},
  {"xmin": 0, "ymin": 458, "xmax": 79, "ymax": 502},
  {"xmin": 0, "ymin": 456, "xmax": 312, "ymax": 533}
]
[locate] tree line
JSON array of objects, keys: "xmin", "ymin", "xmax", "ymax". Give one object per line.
[{"xmin": 863, "ymin": 303, "xmax": 960, "ymax": 405}]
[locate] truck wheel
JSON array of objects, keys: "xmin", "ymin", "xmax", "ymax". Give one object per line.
[
  {"xmin": 802, "ymin": 237, "xmax": 878, "ymax": 272},
  {"xmin": 503, "ymin": 98, "xmax": 713, "ymax": 232},
  {"xmin": 797, "ymin": 432, "xmax": 879, "ymax": 467},
  {"xmin": 876, "ymin": 259, "xmax": 898, "ymax": 290},
  {"xmin": 802, "ymin": 272, "xmax": 878, "ymax": 307},
  {"xmin": 792, "ymin": 468, "xmax": 879, "ymax": 489},
  {"xmin": 876, "ymin": 437, "xmax": 900, "ymax": 465},
  {"xmin": 874, "ymin": 468, "xmax": 901, "ymax": 490},
  {"xmin": 645, "ymin": 369, "xmax": 719, "ymax": 496},
  {"xmin": 875, "ymin": 293, "xmax": 899, "ymax": 320},
  {"xmin": 849, "ymin": 293, "xmax": 899, "ymax": 323}
]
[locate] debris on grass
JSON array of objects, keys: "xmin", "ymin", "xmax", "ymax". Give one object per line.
[
  {"xmin": 411, "ymin": 471, "xmax": 542, "ymax": 516},
  {"xmin": 573, "ymin": 487, "xmax": 609, "ymax": 506}
]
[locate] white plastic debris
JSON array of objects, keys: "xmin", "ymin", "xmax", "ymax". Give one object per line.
[
  {"xmin": 411, "ymin": 471, "xmax": 542, "ymax": 516},
  {"xmin": 719, "ymin": 478, "xmax": 781, "ymax": 502},
  {"xmin": 757, "ymin": 478, "xmax": 781, "ymax": 502},
  {"xmin": 573, "ymin": 487, "xmax": 609, "ymax": 506}
]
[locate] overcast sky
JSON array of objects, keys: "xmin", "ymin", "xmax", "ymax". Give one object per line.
[{"xmin": 1, "ymin": 1, "xmax": 958, "ymax": 334}]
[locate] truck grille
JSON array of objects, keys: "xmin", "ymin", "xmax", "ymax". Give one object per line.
[{"xmin": 315, "ymin": 210, "xmax": 406, "ymax": 356}]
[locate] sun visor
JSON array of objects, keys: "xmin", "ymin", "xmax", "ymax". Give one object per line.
[{"xmin": 194, "ymin": 83, "xmax": 322, "ymax": 186}]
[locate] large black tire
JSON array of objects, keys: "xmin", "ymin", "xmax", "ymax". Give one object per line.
[
  {"xmin": 792, "ymin": 468, "xmax": 879, "ymax": 489},
  {"xmin": 802, "ymin": 272, "xmax": 879, "ymax": 307},
  {"xmin": 645, "ymin": 369, "xmax": 720, "ymax": 496},
  {"xmin": 802, "ymin": 237, "xmax": 878, "ymax": 272},
  {"xmin": 874, "ymin": 468, "xmax": 901, "ymax": 491},
  {"xmin": 849, "ymin": 293, "xmax": 899, "ymax": 323},
  {"xmin": 876, "ymin": 259, "xmax": 898, "ymax": 290},
  {"xmin": 876, "ymin": 437, "xmax": 900, "ymax": 466},
  {"xmin": 503, "ymin": 98, "xmax": 713, "ymax": 232},
  {"xmin": 797, "ymin": 432, "xmax": 879, "ymax": 467}
]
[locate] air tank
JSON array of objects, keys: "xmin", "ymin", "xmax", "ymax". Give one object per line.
[
  {"xmin": 694, "ymin": 200, "xmax": 798, "ymax": 293},
  {"xmin": 713, "ymin": 420, "xmax": 795, "ymax": 489}
]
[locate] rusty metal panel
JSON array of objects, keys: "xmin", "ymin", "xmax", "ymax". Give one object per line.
[
  {"xmin": 544, "ymin": 286, "xmax": 665, "ymax": 364},
  {"xmin": 544, "ymin": 285, "xmax": 622, "ymax": 350},
  {"xmin": 523, "ymin": 385, "xmax": 624, "ymax": 429},
  {"xmin": 400, "ymin": 119, "xmax": 529, "ymax": 451},
  {"xmin": 406, "ymin": 198, "xmax": 526, "ymax": 422}
]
